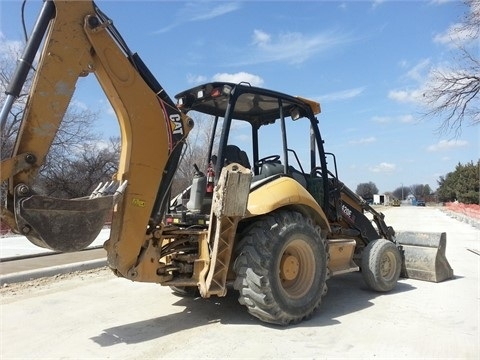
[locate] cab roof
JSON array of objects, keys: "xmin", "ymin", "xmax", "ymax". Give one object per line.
[{"xmin": 175, "ymin": 82, "xmax": 320, "ymax": 126}]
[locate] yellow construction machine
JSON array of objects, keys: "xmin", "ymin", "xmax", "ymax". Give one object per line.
[{"xmin": 0, "ymin": 0, "xmax": 453, "ymax": 325}]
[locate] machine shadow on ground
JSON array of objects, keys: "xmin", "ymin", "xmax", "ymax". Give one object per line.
[{"xmin": 90, "ymin": 272, "xmax": 416, "ymax": 346}]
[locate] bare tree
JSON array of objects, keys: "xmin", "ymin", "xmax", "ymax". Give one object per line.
[
  {"xmin": 1, "ymin": 35, "xmax": 111, "ymax": 201},
  {"xmin": 0, "ymin": 40, "xmax": 31, "ymax": 159},
  {"xmin": 392, "ymin": 186, "xmax": 411, "ymax": 200},
  {"xmin": 39, "ymin": 137, "xmax": 120, "ymax": 198},
  {"xmin": 410, "ymin": 184, "xmax": 432, "ymax": 200},
  {"xmin": 1, "ymin": 37, "xmax": 99, "ymax": 161},
  {"xmin": 355, "ymin": 181, "xmax": 379, "ymax": 201},
  {"xmin": 423, "ymin": 0, "xmax": 480, "ymax": 135}
]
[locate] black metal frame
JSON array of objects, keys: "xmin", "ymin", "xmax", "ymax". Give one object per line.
[{"xmin": 175, "ymin": 82, "xmax": 331, "ymax": 213}]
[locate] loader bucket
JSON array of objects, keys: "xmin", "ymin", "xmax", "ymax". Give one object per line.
[{"xmin": 396, "ymin": 231, "xmax": 454, "ymax": 282}]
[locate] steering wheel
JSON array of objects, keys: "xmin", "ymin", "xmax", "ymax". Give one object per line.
[{"xmin": 255, "ymin": 155, "xmax": 280, "ymax": 167}]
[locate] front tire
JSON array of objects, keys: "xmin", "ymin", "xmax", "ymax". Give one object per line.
[
  {"xmin": 233, "ymin": 210, "xmax": 328, "ymax": 325},
  {"xmin": 361, "ymin": 239, "xmax": 401, "ymax": 292}
]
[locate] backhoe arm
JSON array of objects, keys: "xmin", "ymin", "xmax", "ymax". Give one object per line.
[{"xmin": 0, "ymin": 0, "xmax": 192, "ymax": 281}]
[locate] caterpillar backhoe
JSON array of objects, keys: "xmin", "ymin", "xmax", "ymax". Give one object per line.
[{"xmin": 0, "ymin": 0, "xmax": 453, "ymax": 325}]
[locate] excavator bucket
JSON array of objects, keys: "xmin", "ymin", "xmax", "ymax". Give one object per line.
[
  {"xmin": 13, "ymin": 181, "xmax": 126, "ymax": 252},
  {"xmin": 396, "ymin": 231, "xmax": 454, "ymax": 282}
]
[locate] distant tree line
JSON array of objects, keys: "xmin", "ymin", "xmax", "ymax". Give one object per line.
[
  {"xmin": 437, "ymin": 160, "xmax": 479, "ymax": 204},
  {"xmin": 355, "ymin": 160, "xmax": 479, "ymax": 205},
  {"xmin": 355, "ymin": 182, "xmax": 433, "ymax": 202},
  {"xmin": 391, "ymin": 184, "xmax": 433, "ymax": 201}
]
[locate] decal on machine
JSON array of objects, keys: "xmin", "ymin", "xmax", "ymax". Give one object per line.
[
  {"xmin": 342, "ymin": 203, "xmax": 356, "ymax": 223},
  {"xmin": 169, "ymin": 113, "xmax": 184, "ymax": 135},
  {"xmin": 132, "ymin": 198, "xmax": 146, "ymax": 207},
  {"xmin": 159, "ymin": 99, "xmax": 186, "ymax": 151}
]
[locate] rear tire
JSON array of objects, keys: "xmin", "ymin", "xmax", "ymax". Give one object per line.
[
  {"xmin": 233, "ymin": 210, "xmax": 328, "ymax": 325},
  {"xmin": 361, "ymin": 239, "xmax": 401, "ymax": 292}
]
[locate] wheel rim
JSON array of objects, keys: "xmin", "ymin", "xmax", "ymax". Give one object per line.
[
  {"xmin": 380, "ymin": 251, "xmax": 397, "ymax": 281},
  {"xmin": 278, "ymin": 239, "xmax": 315, "ymax": 299}
]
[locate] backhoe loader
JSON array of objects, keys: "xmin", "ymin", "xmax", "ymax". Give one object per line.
[{"xmin": 0, "ymin": 0, "xmax": 453, "ymax": 325}]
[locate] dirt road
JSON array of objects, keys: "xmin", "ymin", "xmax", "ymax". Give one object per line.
[{"xmin": 1, "ymin": 206, "xmax": 478, "ymax": 359}]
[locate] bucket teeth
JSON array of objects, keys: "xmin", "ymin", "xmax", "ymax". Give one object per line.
[{"xmin": 89, "ymin": 180, "xmax": 127, "ymax": 198}]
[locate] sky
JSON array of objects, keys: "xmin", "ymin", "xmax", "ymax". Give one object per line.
[{"xmin": 1, "ymin": 0, "xmax": 479, "ymax": 194}]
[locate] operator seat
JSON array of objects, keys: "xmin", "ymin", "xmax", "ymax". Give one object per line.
[{"xmin": 224, "ymin": 145, "xmax": 251, "ymax": 169}]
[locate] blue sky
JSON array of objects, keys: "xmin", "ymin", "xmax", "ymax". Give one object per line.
[{"xmin": 1, "ymin": 0, "xmax": 478, "ymax": 193}]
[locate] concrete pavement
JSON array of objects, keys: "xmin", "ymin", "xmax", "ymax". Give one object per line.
[{"xmin": 1, "ymin": 206, "xmax": 478, "ymax": 359}]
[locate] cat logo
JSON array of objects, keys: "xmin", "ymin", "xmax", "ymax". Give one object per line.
[{"xmin": 170, "ymin": 114, "xmax": 184, "ymax": 135}]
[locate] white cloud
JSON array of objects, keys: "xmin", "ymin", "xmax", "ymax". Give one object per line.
[
  {"xmin": 252, "ymin": 30, "xmax": 271, "ymax": 46},
  {"xmin": 349, "ymin": 136, "xmax": 376, "ymax": 145},
  {"xmin": 429, "ymin": 0, "xmax": 455, "ymax": 4},
  {"xmin": 399, "ymin": 114, "xmax": 415, "ymax": 123},
  {"xmin": 319, "ymin": 87, "xmax": 365, "ymax": 102},
  {"xmin": 106, "ymin": 106, "xmax": 115, "ymax": 117},
  {"xmin": 0, "ymin": 32, "xmax": 23, "ymax": 59},
  {"xmin": 92, "ymin": 139, "xmax": 113, "ymax": 151},
  {"xmin": 388, "ymin": 58, "xmax": 434, "ymax": 105},
  {"xmin": 211, "ymin": 72, "xmax": 264, "ymax": 87},
  {"xmin": 398, "ymin": 59, "xmax": 408, "ymax": 68},
  {"xmin": 434, "ymin": 23, "xmax": 476, "ymax": 47},
  {"xmin": 96, "ymin": 98, "xmax": 115, "ymax": 117},
  {"xmin": 187, "ymin": 74, "xmax": 208, "ymax": 85},
  {"xmin": 388, "ymin": 88, "xmax": 425, "ymax": 104},
  {"xmin": 372, "ymin": 116, "xmax": 391, "ymax": 124},
  {"xmin": 240, "ymin": 28, "xmax": 354, "ymax": 65},
  {"xmin": 370, "ymin": 162, "xmax": 396, "ymax": 173},
  {"xmin": 371, "ymin": 114, "xmax": 414, "ymax": 124},
  {"xmin": 371, "ymin": 0, "xmax": 386, "ymax": 9},
  {"xmin": 154, "ymin": 2, "xmax": 241, "ymax": 34},
  {"xmin": 427, "ymin": 139, "xmax": 468, "ymax": 152},
  {"xmin": 70, "ymin": 99, "xmax": 88, "ymax": 111},
  {"xmin": 389, "ymin": 62, "xmax": 476, "ymax": 109},
  {"xmin": 233, "ymin": 133, "xmax": 251, "ymax": 143},
  {"xmin": 183, "ymin": 72, "xmax": 264, "ymax": 87},
  {"xmin": 186, "ymin": 2, "xmax": 241, "ymax": 21},
  {"xmin": 405, "ymin": 59, "xmax": 431, "ymax": 82}
]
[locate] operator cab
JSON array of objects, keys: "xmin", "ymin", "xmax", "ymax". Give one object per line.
[{"xmin": 166, "ymin": 82, "xmax": 338, "ymax": 226}]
